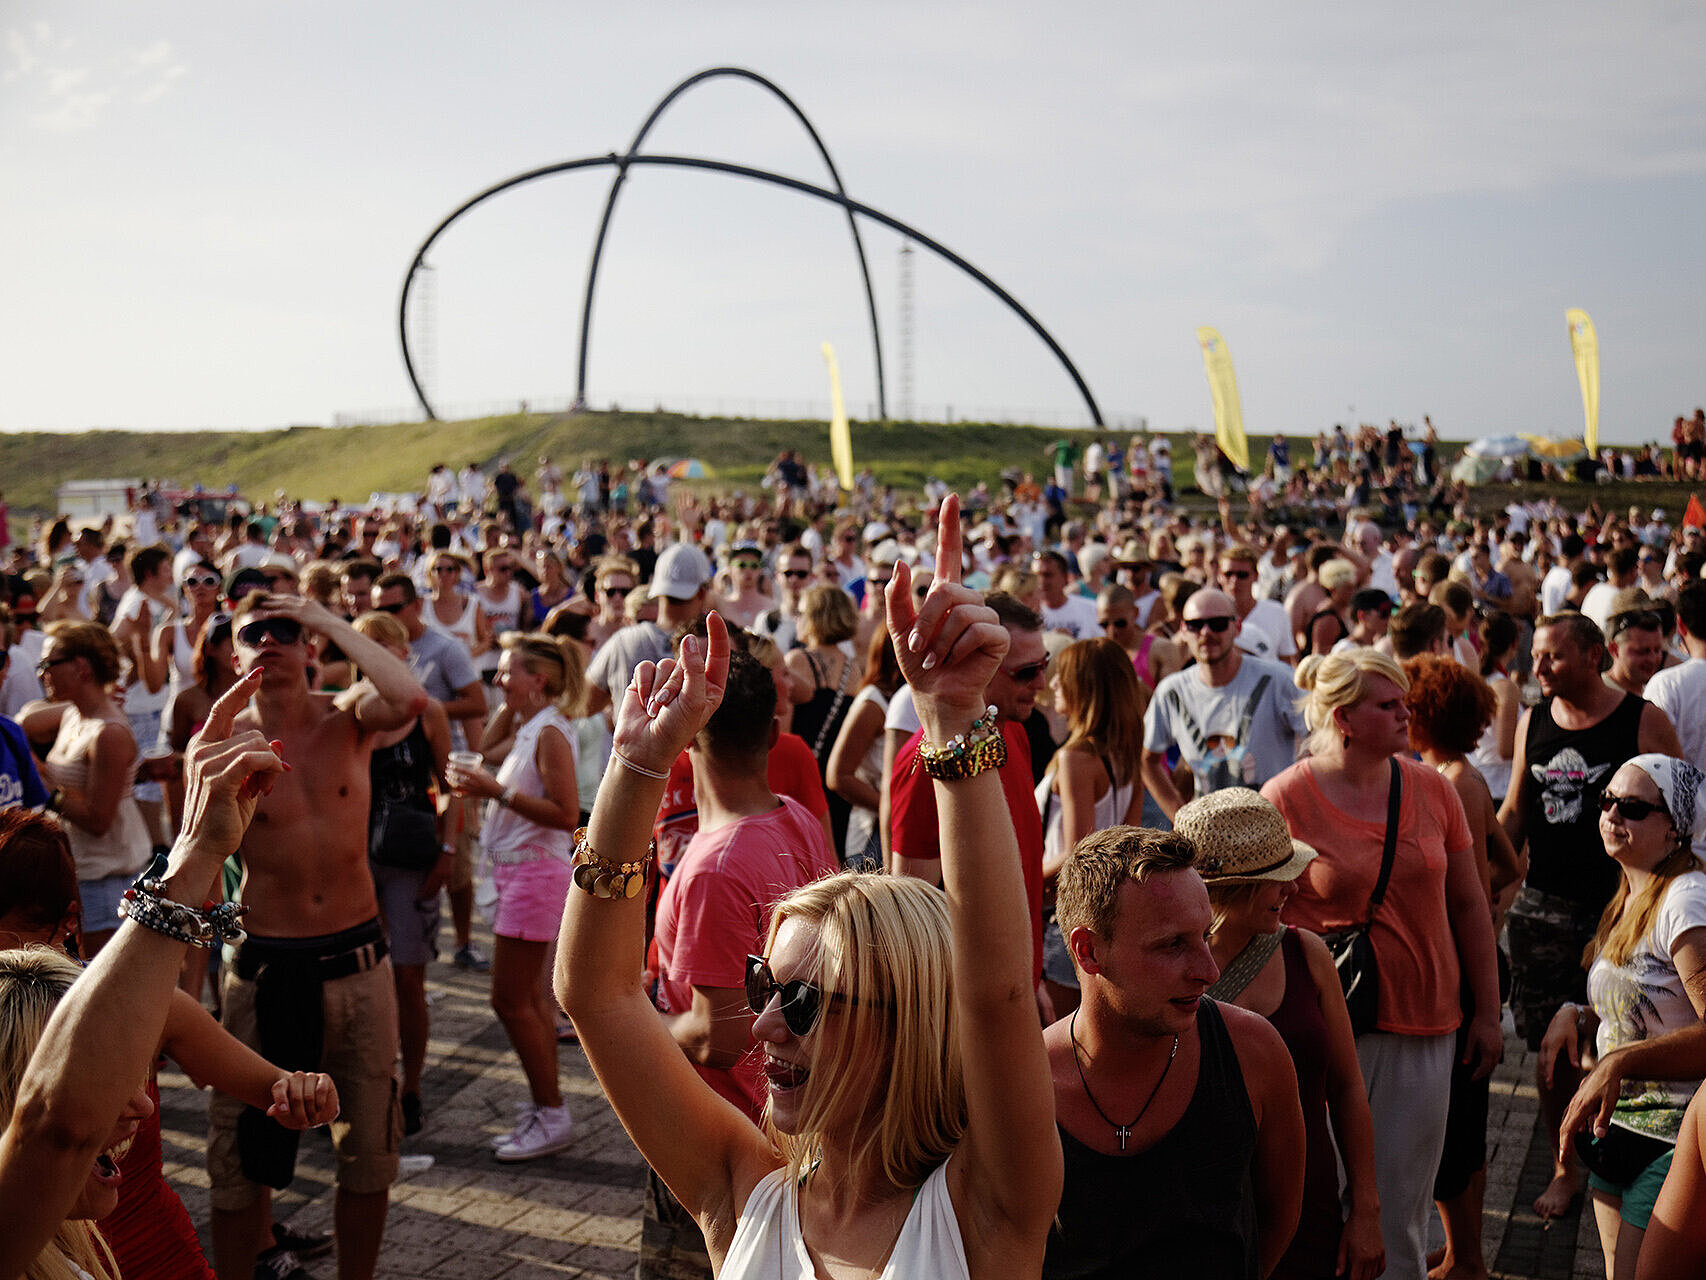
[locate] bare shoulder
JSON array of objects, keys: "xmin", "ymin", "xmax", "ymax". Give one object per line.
[{"xmin": 1217, "ymin": 1000, "xmax": 1295, "ymax": 1081}]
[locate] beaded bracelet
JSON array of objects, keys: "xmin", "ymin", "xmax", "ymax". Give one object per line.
[
  {"xmin": 570, "ymin": 827, "xmax": 655, "ymax": 900},
  {"xmin": 916, "ymin": 706, "xmax": 1007, "ymax": 781},
  {"xmin": 120, "ymin": 878, "xmax": 249, "ymax": 948}
]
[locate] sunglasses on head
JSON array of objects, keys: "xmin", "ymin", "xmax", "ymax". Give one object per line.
[
  {"xmin": 1599, "ymin": 793, "xmax": 1670, "ymax": 823},
  {"xmin": 745, "ymin": 954, "xmax": 848, "ymax": 1035},
  {"xmin": 1183, "ymin": 615, "xmax": 1234, "ymax": 633},
  {"xmin": 236, "ymin": 615, "xmax": 304, "ymax": 647}
]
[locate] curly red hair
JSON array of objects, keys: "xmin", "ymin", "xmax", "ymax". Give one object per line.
[{"xmin": 1402, "ymin": 654, "xmax": 1496, "ymax": 756}]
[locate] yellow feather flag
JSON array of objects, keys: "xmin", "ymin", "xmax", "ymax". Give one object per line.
[
  {"xmin": 1566, "ymin": 308, "xmax": 1600, "ymax": 456},
  {"xmin": 822, "ymin": 342, "xmax": 854, "ymax": 491},
  {"xmin": 1196, "ymin": 327, "xmax": 1250, "ymax": 474}
]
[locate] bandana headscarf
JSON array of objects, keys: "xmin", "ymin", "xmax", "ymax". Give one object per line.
[{"xmin": 1625, "ymin": 753, "xmax": 1706, "ymax": 856}]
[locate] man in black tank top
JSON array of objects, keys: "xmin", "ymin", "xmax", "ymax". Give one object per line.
[
  {"xmin": 1042, "ymin": 827, "xmax": 1305, "ymax": 1279},
  {"xmin": 1498, "ymin": 612, "xmax": 1682, "ymax": 1218}
]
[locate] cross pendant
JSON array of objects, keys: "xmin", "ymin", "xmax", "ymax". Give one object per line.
[{"xmin": 1115, "ymin": 1125, "xmax": 1131, "ymax": 1152}]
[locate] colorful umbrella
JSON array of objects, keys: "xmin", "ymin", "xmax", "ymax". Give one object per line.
[
  {"xmin": 1452, "ymin": 455, "xmax": 1504, "ymax": 485},
  {"xmin": 666, "ymin": 458, "xmax": 708, "ymax": 480},
  {"xmin": 1521, "ymin": 435, "xmax": 1587, "ymax": 463}
]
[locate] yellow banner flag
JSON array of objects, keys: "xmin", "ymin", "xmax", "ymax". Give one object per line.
[
  {"xmin": 822, "ymin": 342, "xmax": 854, "ymax": 491},
  {"xmin": 1196, "ymin": 326, "xmax": 1250, "ymax": 473},
  {"xmin": 1566, "ymin": 308, "xmax": 1600, "ymax": 456}
]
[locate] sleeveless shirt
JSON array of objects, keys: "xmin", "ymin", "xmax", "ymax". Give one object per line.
[
  {"xmin": 721, "ymin": 1158, "xmax": 968, "ymax": 1280},
  {"xmin": 1522, "ymin": 692, "xmax": 1644, "ymax": 908},
  {"xmin": 42, "ymin": 715, "xmax": 151, "ymax": 882},
  {"xmin": 1044, "ymin": 999, "xmax": 1259, "ymax": 1279}
]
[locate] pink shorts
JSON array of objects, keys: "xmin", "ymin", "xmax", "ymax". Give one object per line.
[{"xmin": 491, "ymin": 855, "xmax": 574, "ymax": 942}]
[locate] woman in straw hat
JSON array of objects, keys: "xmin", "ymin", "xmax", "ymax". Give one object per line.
[
  {"xmin": 1175, "ymin": 788, "xmax": 1383, "ymax": 1280},
  {"xmin": 1262, "ymin": 649, "xmax": 1501, "ymax": 1280}
]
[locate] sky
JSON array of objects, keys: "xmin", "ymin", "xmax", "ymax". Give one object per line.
[{"xmin": 3, "ymin": 3, "xmax": 1704, "ymax": 445}]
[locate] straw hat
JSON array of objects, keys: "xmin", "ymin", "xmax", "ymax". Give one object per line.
[{"xmin": 1172, "ymin": 787, "xmax": 1317, "ymax": 882}]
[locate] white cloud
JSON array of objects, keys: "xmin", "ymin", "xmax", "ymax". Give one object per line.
[{"xmin": 8, "ymin": 26, "xmax": 184, "ymax": 129}]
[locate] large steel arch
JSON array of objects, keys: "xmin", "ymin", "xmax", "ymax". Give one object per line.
[
  {"xmin": 398, "ymin": 154, "xmax": 1104, "ymax": 427},
  {"xmin": 577, "ymin": 67, "xmax": 886, "ymax": 418}
]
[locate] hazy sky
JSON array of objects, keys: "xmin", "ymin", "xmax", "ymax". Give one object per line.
[{"xmin": 4, "ymin": 3, "xmax": 1703, "ymax": 443}]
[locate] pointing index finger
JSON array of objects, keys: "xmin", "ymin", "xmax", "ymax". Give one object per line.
[
  {"xmin": 936, "ymin": 494, "xmax": 962, "ymax": 587},
  {"xmin": 199, "ymin": 668, "xmax": 262, "ymax": 745}
]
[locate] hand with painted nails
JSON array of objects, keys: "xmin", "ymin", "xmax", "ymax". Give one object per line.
[
  {"xmin": 883, "ymin": 494, "xmax": 1008, "ymax": 741},
  {"xmin": 610, "ymin": 613, "xmax": 731, "ymax": 780}
]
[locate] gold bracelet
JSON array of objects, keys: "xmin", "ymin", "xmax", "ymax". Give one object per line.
[
  {"xmin": 916, "ymin": 706, "xmax": 1006, "ymax": 781},
  {"xmin": 571, "ymin": 827, "xmax": 655, "ymax": 899}
]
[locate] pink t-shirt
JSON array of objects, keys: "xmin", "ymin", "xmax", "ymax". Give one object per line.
[
  {"xmin": 653, "ymin": 796, "xmax": 838, "ymax": 1120},
  {"xmin": 1263, "ymin": 755, "xmax": 1472, "ymax": 1036}
]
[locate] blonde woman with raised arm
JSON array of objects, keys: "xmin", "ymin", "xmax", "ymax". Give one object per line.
[{"xmin": 555, "ymin": 496, "xmax": 1061, "ymax": 1279}]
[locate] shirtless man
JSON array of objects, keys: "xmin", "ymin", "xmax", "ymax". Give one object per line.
[
  {"xmin": 207, "ymin": 592, "xmax": 428, "ymax": 1280},
  {"xmin": 1044, "ymin": 826, "xmax": 1304, "ymax": 1277}
]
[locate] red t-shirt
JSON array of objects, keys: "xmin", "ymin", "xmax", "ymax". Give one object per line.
[
  {"xmin": 653, "ymin": 796, "xmax": 838, "ymax": 1121},
  {"xmin": 889, "ymin": 721, "xmax": 1046, "ymax": 985},
  {"xmin": 1264, "ymin": 755, "xmax": 1472, "ymax": 1036},
  {"xmin": 653, "ymin": 732, "xmax": 830, "ymax": 873}
]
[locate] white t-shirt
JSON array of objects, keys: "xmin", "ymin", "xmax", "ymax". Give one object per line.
[
  {"xmin": 1587, "ymin": 870, "xmax": 1706, "ymax": 1140},
  {"xmin": 1540, "ymin": 565, "xmax": 1574, "ymax": 618},
  {"xmin": 1041, "ymin": 593, "xmax": 1103, "ymax": 640},
  {"xmin": 1237, "ymin": 598, "xmax": 1296, "ymax": 661},
  {"xmin": 1645, "ymin": 660, "xmax": 1706, "ymax": 814},
  {"xmin": 1580, "ymin": 582, "xmax": 1623, "ymax": 636}
]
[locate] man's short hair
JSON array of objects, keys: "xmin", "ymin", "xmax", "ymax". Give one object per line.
[
  {"xmin": 1608, "ymin": 546, "xmax": 1639, "ymax": 578},
  {"xmin": 1307, "ymin": 544, "xmax": 1341, "ymax": 573},
  {"xmin": 984, "ymin": 591, "xmax": 1043, "ymax": 634},
  {"xmin": 127, "ymin": 544, "xmax": 172, "ymax": 586},
  {"xmin": 373, "ymin": 572, "xmax": 417, "ymax": 604},
  {"xmin": 1033, "ymin": 548, "xmax": 1071, "ymax": 576},
  {"xmin": 1676, "ymin": 581, "xmax": 1706, "ymax": 638},
  {"xmin": 694, "ymin": 649, "xmax": 776, "ymax": 762},
  {"xmin": 1388, "ymin": 602, "xmax": 1448, "ymax": 660},
  {"xmin": 1560, "ymin": 533, "xmax": 1586, "ymax": 559},
  {"xmin": 1350, "ymin": 588, "xmax": 1393, "ymax": 618},
  {"xmin": 1098, "ymin": 583, "xmax": 1134, "ymax": 610},
  {"xmin": 1570, "ymin": 561, "xmax": 1602, "ymax": 590},
  {"xmin": 1055, "ymin": 827, "xmax": 1198, "ymax": 942},
  {"xmin": 1536, "ymin": 611, "xmax": 1606, "ymax": 656},
  {"xmin": 1219, "ymin": 543, "xmax": 1259, "ymax": 569},
  {"xmin": 339, "ymin": 559, "xmax": 382, "ymax": 585}
]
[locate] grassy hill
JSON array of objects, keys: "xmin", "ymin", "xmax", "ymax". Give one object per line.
[{"xmin": 4, "ymin": 411, "xmax": 1697, "ymax": 524}]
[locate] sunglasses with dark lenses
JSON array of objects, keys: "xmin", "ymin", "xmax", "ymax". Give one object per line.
[
  {"xmin": 36, "ymin": 654, "xmax": 77, "ymax": 677},
  {"xmin": 184, "ymin": 574, "xmax": 221, "ymax": 590},
  {"xmin": 1183, "ymin": 615, "xmax": 1234, "ymax": 634},
  {"xmin": 603, "ymin": 584, "xmax": 633, "ymax": 598},
  {"xmin": 744, "ymin": 955, "xmax": 846, "ymax": 1035},
  {"xmin": 373, "ymin": 601, "xmax": 407, "ymax": 615},
  {"xmin": 1101, "ymin": 616, "xmax": 1132, "ymax": 630},
  {"xmin": 732, "ymin": 560, "xmax": 762, "ymax": 571},
  {"xmin": 236, "ymin": 616, "xmax": 305, "ymax": 647},
  {"xmin": 1599, "ymin": 793, "xmax": 1670, "ymax": 823},
  {"xmin": 781, "ymin": 569, "xmax": 811, "ymax": 580},
  {"xmin": 1003, "ymin": 660, "xmax": 1048, "ymax": 684},
  {"xmin": 1219, "ymin": 568, "xmax": 1253, "ymax": 581}
]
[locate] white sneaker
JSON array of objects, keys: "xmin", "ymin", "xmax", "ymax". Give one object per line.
[
  {"xmin": 494, "ymin": 1104, "xmax": 574, "ymax": 1162},
  {"xmin": 490, "ymin": 1102, "xmax": 540, "ymax": 1149}
]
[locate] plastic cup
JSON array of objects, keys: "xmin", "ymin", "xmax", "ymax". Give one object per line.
[{"xmin": 448, "ymin": 750, "xmax": 482, "ymax": 772}]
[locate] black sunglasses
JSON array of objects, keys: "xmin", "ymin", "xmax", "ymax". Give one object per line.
[
  {"xmin": 1183, "ymin": 615, "xmax": 1234, "ymax": 633},
  {"xmin": 236, "ymin": 616, "xmax": 305, "ymax": 647},
  {"xmin": 781, "ymin": 568, "xmax": 811, "ymax": 580},
  {"xmin": 1003, "ymin": 660, "xmax": 1048, "ymax": 684},
  {"xmin": 745, "ymin": 954, "xmax": 849, "ymax": 1035},
  {"xmin": 373, "ymin": 601, "xmax": 407, "ymax": 615},
  {"xmin": 1599, "ymin": 793, "xmax": 1670, "ymax": 823},
  {"xmin": 36, "ymin": 654, "xmax": 77, "ymax": 677}
]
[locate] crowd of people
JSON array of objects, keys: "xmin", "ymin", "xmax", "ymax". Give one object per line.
[{"xmin": 6, "ymin": 430, "xmax": 1706, "ymax": 1280}]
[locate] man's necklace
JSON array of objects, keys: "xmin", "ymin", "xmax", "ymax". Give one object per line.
[{"xmin": 1068, "ymin": 1008, "xmax": 1179, "ymax": 1154}]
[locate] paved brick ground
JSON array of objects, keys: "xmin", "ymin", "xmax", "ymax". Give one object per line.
[{"xmin": 158, "ymin": 936, "xmax": 1606, "ymax": 1280}]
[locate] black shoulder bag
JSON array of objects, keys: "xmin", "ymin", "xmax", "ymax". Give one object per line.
[{"xmin": 1320, "ymin": 759, "xmax": 1401, "ymax": 1037}]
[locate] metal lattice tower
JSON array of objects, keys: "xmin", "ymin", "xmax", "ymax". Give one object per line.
[
  {"xmin": 412, "ymin": 261, "xmax": 437, "ymax": 418},
  {"xmin": 898, "ymin": 240, "xmax": 914, "ymax": 422}
]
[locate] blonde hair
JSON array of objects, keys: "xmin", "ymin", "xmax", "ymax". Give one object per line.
[
  {"xmin": 1319, "ymin": 559, "xmax": 1357, "ymax": 593},
  {"xmin": 0, "ymin": 948, "xmax": 121, "ymax": 1280},
  {"xmin": 1056, "ymin": 826, "xmax": 1197, "ymax": 942},
  {"xmin": 1295, "ymin": 648, "xmax": 1409, "ymax": 756},
  {"xmin": 762, "ymin": 873, "xmax": 963, "ymax": 1191},
  {"xmin": 1205, "ymin": 879, "xmax": 1267, "ymax": 936},
  {"xmin": 350, "ymin": 610, "xmax": 410, "ymax": 653},
  {"xmin": 798, "ymin": 585, "xmax": 858, "ymax": 647},
  {"xmin": 500, "ymin": 632, "xmax": 586, "ymax": 716}
]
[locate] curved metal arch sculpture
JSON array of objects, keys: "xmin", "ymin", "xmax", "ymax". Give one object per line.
[
  {"xmin": 398, "ymin": 78, "xmax": 1104, "ymax": 427},
  {"xmin": 578, "ymin": 67, "xmax": 886, "ymax": 419}
]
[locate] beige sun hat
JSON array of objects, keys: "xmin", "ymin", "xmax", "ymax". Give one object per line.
[{"xmin": 1172, "ymin": 787, "xmax": 1317, "ymax": 882}]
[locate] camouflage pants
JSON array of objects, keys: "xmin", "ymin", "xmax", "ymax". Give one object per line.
[{"xmin": 1506, "ymin": 885, "xmax": 1601, "ymax": 1051}]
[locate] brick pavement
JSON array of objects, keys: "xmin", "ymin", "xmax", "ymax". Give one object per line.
[{"xmin": 158, "ymin": 937, "xmax": 1606, "ymax": 1280}]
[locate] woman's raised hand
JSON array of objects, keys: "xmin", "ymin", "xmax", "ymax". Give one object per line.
[
  {"xmin": 885, "ymin": 494, "xmax": 1008, "ymax": 732},
  {"xmin": 612, "ymin": 613, "xmax": 730, "ymax": 777}
]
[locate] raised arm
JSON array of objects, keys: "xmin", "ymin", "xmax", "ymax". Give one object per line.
[
  {"xmin": 0, "ymin": 670, "xmax": 285, "ymax": 1280},
  {"xmin": 885, "ymin": 496, "xmax": 1062, "ymax": 1264},
  {"xmin": 264, "ymin": 594, "xmax": 428, "ymax": 732},
  {"xmin": 552, "ymin": 616, "xmax": 774, "ymax": 1234}
]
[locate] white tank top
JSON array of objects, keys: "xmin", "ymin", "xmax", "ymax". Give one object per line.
[
  {"xmin": 43, "ymin": 713, "xmax": 151, "ymax": 882},
  {"xmin": 720, "ymin": 1160, "xmax": 968, "ymax": 1280},
  {"xmin": 427, "ymin": 595, "xmax": 482, "ymax": 652},
  {"xmin": 480, "ymin": 706, "xmax": 576, "ymax": 862}
]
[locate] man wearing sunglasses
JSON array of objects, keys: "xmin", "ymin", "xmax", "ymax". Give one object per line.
[
  {"xmin": 1498, "ymin": 610, "xmax": 1682, "ymax": 1219},
  {"xmin": 1140, "ymin": 590, "xmax": 1307, "ymax": 821},
  {"xmin": 752, "ymin": 543, "xmax": 814, "ymax": 654},
  {"xmin": 206, "ymin": 592, "xmax": 429, "ymax": 1280}
]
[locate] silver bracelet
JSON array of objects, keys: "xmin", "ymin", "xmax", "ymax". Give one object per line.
[
  {"xmin": 120, "ymin": 878, "xmax": 248, "ymax": 949},
  {"xmin": 611, "ymin": 749, "xmax": 670, "ymax": 781}
]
